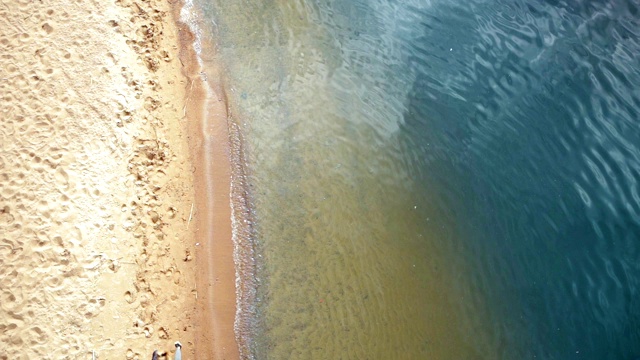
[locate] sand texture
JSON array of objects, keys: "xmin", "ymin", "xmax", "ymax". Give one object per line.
[{"xmin": 1, "ymin": 0, "xmax": 198, "ymax": 358}]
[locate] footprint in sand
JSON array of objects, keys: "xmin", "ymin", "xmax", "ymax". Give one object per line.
[
  {"xmin": 28, "ymin": 326, "xmax": 48, "ymax": 345},
  {"xmin": 0, "ymin": 206, "xmax": 15, "ymax": 226},
  {"xmin": 124, "ymin": 290, "xmax": 136, "ymax": 304},
  {"xmin": 54, "ymin": 166, "xmax": 69, "ymax": 189}
]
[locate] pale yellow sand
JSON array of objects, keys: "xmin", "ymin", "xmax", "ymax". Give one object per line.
[{"xmin": 0, "ymin": 0, "xmax": 199, "ymax": 358}]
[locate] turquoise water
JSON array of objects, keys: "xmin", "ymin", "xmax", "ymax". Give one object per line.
[{"xmin": 188, "ymin": 0, "xmax": 640, "ymax": 358}]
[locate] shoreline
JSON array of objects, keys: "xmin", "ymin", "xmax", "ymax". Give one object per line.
[{"xmin": 169, "ymin": 1, "xmax": 242, "ymax": 358}]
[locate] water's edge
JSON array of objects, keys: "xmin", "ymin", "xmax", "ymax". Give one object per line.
[{"xmin": 173, "ymin": 1, "xmax": 256, "ymax": 357}]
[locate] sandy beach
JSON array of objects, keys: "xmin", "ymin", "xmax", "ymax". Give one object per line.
[{"xmin": 0, "ymin": 0, "xmax": 237, "ymax": 358}]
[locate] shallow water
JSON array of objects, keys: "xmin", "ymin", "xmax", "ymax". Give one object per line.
[{"xmin": 189, "ymin": 0, "xmax": 640, "ymax": 358}]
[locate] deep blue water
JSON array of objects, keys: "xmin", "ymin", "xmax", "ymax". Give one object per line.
[
  {"xmin": 400, "ymin": 0, "xmax": 640, "ymax": 358},
  {"xmin": 192, "ymin": 0, "xmax": 640, "ymax": 357}
]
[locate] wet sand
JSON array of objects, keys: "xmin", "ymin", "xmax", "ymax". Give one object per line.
[
  {"xmin": 172, "ymin": 2, "xmax": 241, "ymax": 358},
  {"xmin": 0, "ymin": 0, "xmax": 237, "ymax": 358}
]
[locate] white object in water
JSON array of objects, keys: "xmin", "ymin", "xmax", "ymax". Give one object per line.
[{"xmin": 174, "ymin": 341, "xmax": 182, "ymax": 360}]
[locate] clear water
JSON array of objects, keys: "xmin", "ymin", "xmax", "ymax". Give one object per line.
[{"xmin": 189, "ymin": 0, "xmax": 640, "ymax": 358}]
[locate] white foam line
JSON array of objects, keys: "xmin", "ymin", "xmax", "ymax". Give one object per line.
[{"xmin": 180, "ymin": 0, "xmax": 204, "ymax": 57}]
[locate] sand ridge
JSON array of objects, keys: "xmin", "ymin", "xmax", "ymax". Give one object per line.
[{"xmin": 1, "ymin": 0, "xmax": 197, "ymax": 358}]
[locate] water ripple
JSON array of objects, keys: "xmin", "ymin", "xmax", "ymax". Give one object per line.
[
  {"xmin": 200, "ymin": 0, "xmax": 640, "ymax": 357},
  {"xmin": 398, "ymin": 0, "xmax": 640, "ymax": 358}
]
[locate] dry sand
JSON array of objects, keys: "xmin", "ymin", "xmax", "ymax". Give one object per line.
[{"xmin": 0, "ymin": 0, "xmax": 237, "ymax": 358}]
